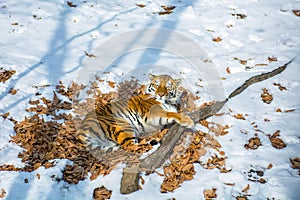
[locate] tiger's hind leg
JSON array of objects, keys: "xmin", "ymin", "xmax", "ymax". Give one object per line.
[
  {"xmin": 109, "ymin": 118, "xmax": 138, "ymax": 148},
  {"xmin": 76, "ymin": 111, "xmax": 118, "ymax": 154}
]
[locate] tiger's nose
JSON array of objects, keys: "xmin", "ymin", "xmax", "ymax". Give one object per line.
[{"xmin": 158, "ymin": 92, "xmax": 164, "ymax": 97}]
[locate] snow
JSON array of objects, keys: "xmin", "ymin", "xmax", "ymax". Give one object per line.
[{"xmin": 0, "ymin": 0, "xmax": 300, "ymax": 199}]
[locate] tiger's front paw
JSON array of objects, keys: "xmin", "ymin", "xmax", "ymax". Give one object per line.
[{"xmin": 179, "ymin": 115, "xmax": 194, "ymax": 129}]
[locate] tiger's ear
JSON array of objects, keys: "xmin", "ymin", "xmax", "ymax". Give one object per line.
[
  {"xmin": 174, "ymin": 78, "xmax": 182, "ymax": 86},
  {"xmin": 148, "ymin": 73, "xmax": 156, "ymax": 80}
]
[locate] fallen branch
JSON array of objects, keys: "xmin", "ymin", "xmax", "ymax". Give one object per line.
[{"xmin": 120, "ymin": 59, "xmax": 294, "ymax": 194}]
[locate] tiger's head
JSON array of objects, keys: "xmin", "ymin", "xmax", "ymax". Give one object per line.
[{"xmin": 146, "ymin": 73, "xmax": 182, "ymax": 104}]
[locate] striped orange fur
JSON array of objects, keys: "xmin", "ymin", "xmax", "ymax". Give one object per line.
[{"xmin": 76, "ymin": 74, "xmax": 194, "ymax": 152}]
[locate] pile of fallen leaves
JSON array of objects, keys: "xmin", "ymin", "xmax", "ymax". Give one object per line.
[
  {"xmin": 0, "ymin": 79, "xmax": 184, "ymax": 186},
  {"xmin": 0, "ymin": 68, "xmax": 16, "ymax": 83},
  {"xmin": 0, "ymin": 76, "xmax": 232, "ymax": 197},
  {"xmin": 160, "ymin": 127, "xmax": 229, "ymax": 193},
  {"xmin": 1, "ymin": 82, "xmax": 100, "ymax": 183}
]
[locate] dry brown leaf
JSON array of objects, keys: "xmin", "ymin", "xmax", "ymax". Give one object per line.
[
  {"xmin": 290, "ymin": 157, "xmax": 300, "ymax": 175},
  {"xmin": 240, "ymin": 60, "xmax": 247, "ymax": 65},
  {"xmin": 292, "ymin": 10, "xmax": 300, "ymax": 17},
  {"xmin": 158, "ymin": 6, "xmax": 175, "ymax": 15},
  {"xmin": 107, "ymin": 81, "xmax": 116, "ymax": 88},
  {"xmin": 84, "ymin": 51, "xmax": 97, "ymax": 58},
  {"xmin": 242, "ymin": 184, "xmax": 250, "ymax": 193},
  {"xmin": 224, "ymin": 183, "xmax": 235, "ymax": 186},
  {"xmin": 244, "ymin": 137, "xmax": 261, "ymax": 150},
  {"xmin": 284, "ymin": 109, "xmax": 295, "ymax": 113},
  {"xmin": 29, "ymin": 100, "xmax": 40, "ymax": 105},
  {"xmin": 0, "ymin": 69, "xmax": 16, "ymax": 83},
  {"xmin": 268, "ymin": 56, "xmax": 277, "ymax": 62},
  {"xmin": 200, "ymin": 120, "xmax": 209, "ymax": 128},
  {"xmin": 36, "ymin": 173, "xmax": 41, "ymax": 179},
  {"xmin": 93, "ymin": 186, "xmax": 112, "ymax": 200},
  {"xmin": 9, "ymin": 88, "xmax": 17, "ymax": 95},
  {"xmin": 233, "ymin": 113, "xmax": 246, "ymax": 120},
  {"xmin": 273, "ymin": 83, "xmax": 287, "ymax": 91},
  {"xmin": 67, "ymin": 1, "xmax": 77, "ymax": 7},
  {"xmin": 255, "ymin": 63, "xmax": 268, "ymax": 66},
  {"xmin": 268, "ymin": 130, "xmax": 286, "ymax": 149},
  {"xmin": 0, "ymin": 112, "xmax": 10, "ymax": 119},
  {"xmin": 267, "ymin": 163, "xmax": 273, "ymax": 169},
  {"xmin": 226, "ymin": 67, "xmax": 231, "ymax": 74},
  {"xmin": 231, "ymin": 13, "xmax": 247, "ymax": 19},
  {"xmin": 159, "ymin": 11, "xmax": 173, "ymax": 15},
  {"xmin": 276, "ymin": 108, "xmax": 295, "ymax": 113},
  {"xmin": 261, "ymin": 88, "xmax": 273, "ymax": 104},
  {"xmin": 204, "ymin": 188, "xmax": 217, "ymax": 199},
  {"xmin": 259, "ymin": 178, "xmax": 266, "ymax": 184},
  {"xmin": 161, "ymin": 5, "xmax": 176, "ymax": 11},
  {"xmin": 212, "ymin": 37, "xmax": 222, "ymax": 42},
  {"xmin": 208, "ymin": 123, "xmax": 230, "ymax": 136},
  {"xmin": 236, "ymin": 196, "xmax": 248, "ymax": 200},
  {"xmin": 136, "ymin": 4, "xmax": 146, "ymax": 8},
  {"xmin": 0, "ymin": 188, "xmax": 6, "ymax": 198}
]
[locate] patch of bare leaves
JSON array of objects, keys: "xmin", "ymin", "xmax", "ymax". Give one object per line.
[
  {"xmin": 161, "ymin": 130, "xmax": 228, "ymax": 192},
  {"xmin": 290, "ymin": 157, "xmax": 300, "ymax": 175},
  {"xmin": 93, "ymin": 186, "xmax": 112, "ymax": 200},
  {"xmin": 268, "ymin": 56, "xmax": 277, "ymax": 62},
  {"xmin": 244, "ymin": 137, "xmax": 262, "ymax": 150},
  {"xmin": 0, "ymin": 68, "xmax": 16, "ymax": 83},
  {"xmin": 200, "ymin": 120, "xmax": 230, "ymax": 136},
  {"xmin": 159, "ymin": 5, "xmax": 176, "ymax": 15},
  {"xmin": 268, "ymin": 130, "xmax": 286, "ymax": 149},
  {"xmin": 233, "ymin": 57, "xmax": 248, "ymax": 65},
  {"xmin": 273, "ymin": 83, "xmax": 287, "ymax": 91},
  {"xmin": 261, "ymin": 88, "xmax": 273, "ymax": 104},
  {"xmin": 233, "ymin": 113, "xmax": 246, "ymax": 120},
  {"xmin": 245, "ymin": 168, "xmax": 266, "ymax": 184},
  {"xmin": 204, "ymin": 188, "xmax": 217, "ymax": 199}
]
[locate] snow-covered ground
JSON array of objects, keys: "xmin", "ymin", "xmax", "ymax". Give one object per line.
[{"xmin": 0, "ymin": 0, "xmax": 299, "ymax": 199}]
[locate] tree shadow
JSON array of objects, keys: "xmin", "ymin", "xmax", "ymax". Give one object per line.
[{"xmin": 3, "ymin": 0, "xmax": 197, "ymax": 199}]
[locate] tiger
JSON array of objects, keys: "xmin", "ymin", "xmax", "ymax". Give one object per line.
[{"xmin": 76, "ymin": 73, "xmax": 194, "ymax": 153}]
